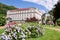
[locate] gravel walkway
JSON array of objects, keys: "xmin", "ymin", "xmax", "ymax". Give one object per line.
[
  {"xmin": 0, "ymin": 26, "xmax": 5, "ymax": 29},
  {"xmin": 44, "ymin": 27, "xmax": 60, "ymax": 32}
]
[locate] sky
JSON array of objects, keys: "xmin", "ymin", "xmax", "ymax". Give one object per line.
[{"xmin": 0, "ymin": 0, "xmax": 59, "ymax": 13}]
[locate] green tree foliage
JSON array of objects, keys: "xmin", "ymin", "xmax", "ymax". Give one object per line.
[
  {"xmin": 53, "ymin": 2, "xmax": 60, "ymax": 25},
  {"xmin": 53, "ymin": 2, "xmax": 60, "ymax": 21},
  {"xmin": 0, "ymin": 3, "xmax": 17, "ymax": 26},
  {"xmin": 49, "ymin": 9, "xmax": 54, "ymax": 15},
  {"xmin": 49, "ymin": 2, "xmax": 60, "ymax": 25},
  {"xmin": 0, "ymin": 3, "xmax": 17, "ymax": 16},
  {"xmin": 0, "ymin": 16, "xmax": 6, "ymax": 26}
]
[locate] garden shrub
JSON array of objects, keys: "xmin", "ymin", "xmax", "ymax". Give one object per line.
[
  {"xmin": 56, "ymin": 18, "xmax": 60, "ymax": 26},
  {"xmin": 0, "ymin": 25, "xmax": 25, "ymax": 40},
  {"xmin": 25, "ymin": 25, "xmax": 45, "ymax": 38},
  {"xmin": 0, "ymin": 22, "xmax": 45, "ymax": 40},
  {"xmin": 25, "ymin": 17, "xmax": 38, "ymax": 22},
  {"xmin": 0, "ymin": 16, "xmax": 6, "ymax": 26}
]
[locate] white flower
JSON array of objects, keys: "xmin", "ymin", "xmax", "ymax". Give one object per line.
[
  {"xmin": 15, "ymin": 27, "xmax": 20, "ymax": 30},
  {"xmin": 18, "ymin": 24, "xmax": 22, "ymax": 26},
  {"xmin": 14, "ymin": 29, "xmax": 16, "ymax": 32},
  {"xmin": 12, "ymin": 32, "xmax": 16, "ymax": 38},
  {"xmin": 15, "ymin": 36, "xmax": 17, "ymax": 39},
  {"xmin": 0, "ymin": 35, "xmax": 5, "ymax": 39},
  {"xmin": 15, "ymin": 27, "xmax": 21, "ymax": 32},
  {"xmin": 36, "ymin": 29, "xmax": 39, "ymax": 33},
  {"xmin": 11, "ymin": 25, "xmax": 15, "ymax": 28},
  {"xmin": 21, "ymin": 31, "xmax": 25, "ymax": 38},
  {"xmin": 22, "ymin": 38, "xmax": 25, "ymax": 40},
  {"xmin": 6, "ymin": 35, "xmax": 11, "ymax": 40}
]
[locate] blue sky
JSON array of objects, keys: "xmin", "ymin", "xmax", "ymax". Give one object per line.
[{"xmin": 0, "ymin": 0, "xmax": 58, "ymax": 13}]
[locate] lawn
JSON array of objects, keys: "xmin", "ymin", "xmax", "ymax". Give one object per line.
[{"xmin": 0, "ymin": 28, "xmax": 4, "ymax": 34}]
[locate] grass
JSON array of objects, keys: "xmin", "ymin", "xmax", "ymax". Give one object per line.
[
  {"xmin": 55, "ymin": 26, "xmax": 60, "ymax": 28},
  {"xmin": 0, "ymin": 28, "xmax": 4, "ymax": 34}
]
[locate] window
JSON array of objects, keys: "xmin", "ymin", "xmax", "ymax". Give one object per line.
[
  {"xmin": 6, "ymin": 17, "xmax": 12, "ymax": 21},
  {"xmin": 21, "ymin": 14, "xmax": 23, "ymax": 20},
  {"xmin": 31, "ymin": 10, "xmax": 34, "ymax": 12},
  {"xmin": 20, "ymin": 11, "xmax": 22, "ymax": 13}
]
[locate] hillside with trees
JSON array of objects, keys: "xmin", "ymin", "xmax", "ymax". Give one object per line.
[
  {"xmin": 0, "ymin": 3, "xmax": 17, "ymax": 26},
  {"xmin": 0, "ymin": 3, "xmax": 16, "ymax": 16}
]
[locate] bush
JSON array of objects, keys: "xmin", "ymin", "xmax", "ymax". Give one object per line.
[
  {"xmin": 25, "ymin": 17, "xmax": 38, "ymax": 22},
  {"xmin": 0, "ymin": 22, "xmax": 45, "ymax": 40},
  {"xmin": 0, "ymin": 25, "xmax": 26, "ymax": 40},
  {"xmin": 25, "ymin": 25, "xmax": 45, "ymax": 38},
  {"xmin": 56, "ymin": 18, "xmax": 60, "ymax": 26},
  {"xmin": 0, "ymin": 16, "xmax": 6, "ymax": 26}
]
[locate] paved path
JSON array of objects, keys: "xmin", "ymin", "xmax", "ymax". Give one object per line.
[
  {"xmin": 44, "ymin": 27, "xmax": 60, "ymax": 32},
  {"xmin": 0, "ymin": 26, "xmax": 5, "ymax": 29},
  {"xmin": 49, "ymin": 28, "xmax": 60, "ymax": 32}
]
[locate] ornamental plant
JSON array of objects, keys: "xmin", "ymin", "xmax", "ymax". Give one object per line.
[
  {"xmin": 0, "ymin": 22, "xmax": 45, "ymax": 40},
  {"xmin": 0, "ymin": 25, "xmax": 25, "ymax": 40},
  {"xmin": 25, "ymin": 25, "xmax": 45, "ymax": 38}
]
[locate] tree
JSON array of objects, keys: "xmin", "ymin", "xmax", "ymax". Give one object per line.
[
  {"xmin": 0, "ymin": 3, "xmax": 17, "ymax": 16},
  {"xmin": 0, "ymin": 3, "xmax": 17, "ymax": 26},
  {"xmin": 49, "ymin": 9, "xmax": 54, "ymax": 15},
  {"xmin": 53, "ymin": 2, "xmax": 60, "ymax": 25},
  {"xmin": 49, "ymin": 2, "xmax": 60, "ymax": 25},
  {"xmin": 0, "ymin": 16, "xmax": 6, "ymax": 26}
]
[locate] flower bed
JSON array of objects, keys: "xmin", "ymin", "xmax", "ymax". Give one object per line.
[{"xmin": 0, "ymin": 22, "xmax": 45, "ymax": 40}]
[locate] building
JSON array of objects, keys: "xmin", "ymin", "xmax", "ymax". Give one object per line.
[{"xmin": 7, "ymin": 8, "xmax": 43, "ymax": 23}]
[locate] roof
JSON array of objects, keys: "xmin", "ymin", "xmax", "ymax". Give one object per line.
[{"xmin": 9, "ymin": 8, "xmax": 30, "ymax": 12}]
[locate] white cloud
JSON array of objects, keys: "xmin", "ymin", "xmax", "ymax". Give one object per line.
[{"xmin": 22, "ymin": 0, "xmax": 58, "ymax": 10}]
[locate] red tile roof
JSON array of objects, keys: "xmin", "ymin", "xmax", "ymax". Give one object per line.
[{"xmin": 9, "ymin": 8, "xmax": 30, "ymax": 12}]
